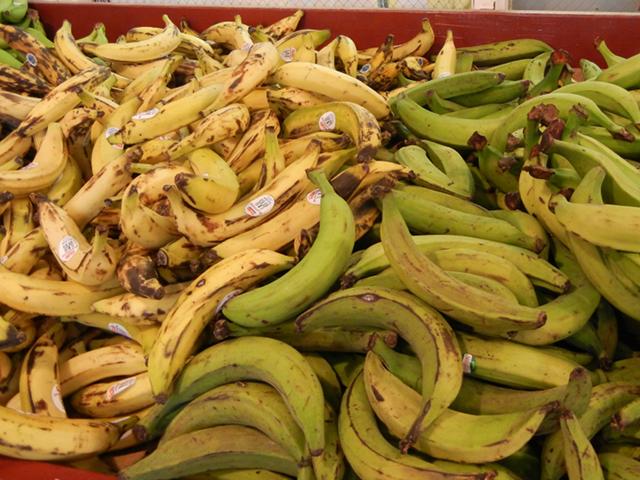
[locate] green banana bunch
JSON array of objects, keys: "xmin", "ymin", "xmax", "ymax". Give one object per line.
[{"xmin": 222, "ymin": 170, "xmax": 355, "ymax": 327}]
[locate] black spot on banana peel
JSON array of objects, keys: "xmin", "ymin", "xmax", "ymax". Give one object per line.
[
  {"xmin": 467, "ymin": 131, "xmax": 487, "ymax": 151},
  {"xmin": 504, "ymin": 191, "xmax": 523, "ymax": 212}
]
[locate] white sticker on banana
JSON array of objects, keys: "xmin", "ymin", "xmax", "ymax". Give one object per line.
[
  {"xmin": 105, "ymin": 377, "xmax": 136, "ymax": 401},
  {"xmin": 58, "ymin": 235, "xmax": 80, "ymax": 263},
  {"xmin": 318, "ymin": 111, "xmax": 336, "ymax": 131},
  {"xmin": 108, "ymin": 322, "xmax": 132, "ymax": 339},
  {"xmin": 306, "ymin": 188, "xmax": 323, "ymax": 205},
  {"xmin": 244, "ymin": 194, "xmax": 275, "ymax": 217}
]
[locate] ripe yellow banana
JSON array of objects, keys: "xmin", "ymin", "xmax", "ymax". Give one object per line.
[
  {"xmin": 148, "ymin": 248, "xmax": 294, "ymax": 399},
  {"xmin": 84, "ymin": 15, "xmax": 181, "ymax": 63},
  {"xmin": 270, "ymin": 62, "xmax": 390, "ymax": 119}
]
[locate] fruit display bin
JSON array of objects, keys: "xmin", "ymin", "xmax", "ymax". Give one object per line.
[{"xmin": 2, "ymin": 2, "xmax": 639, "ymax": 479}]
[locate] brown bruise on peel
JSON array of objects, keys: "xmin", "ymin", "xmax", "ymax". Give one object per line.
[{"xmin": 0, "ymin": 65, "xmax": 50, "ymax": 96}]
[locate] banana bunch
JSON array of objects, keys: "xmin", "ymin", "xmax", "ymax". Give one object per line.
[{"xmin": 0, "ymin": 6, "xmax": 635, "ymax": 480}]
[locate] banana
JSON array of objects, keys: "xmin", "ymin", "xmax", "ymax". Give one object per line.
[
  {"xmin": 457, "ymin": 331, "xmax": 587, "ymax": 389},
  {"xmin": 0, "ymin": 22, "xmax": 70, "ymax": 85},
  {"xmin": 597, "ymin": 50, "xmax": 640, "ymax": 89},
  {"xmin": 392, "ymin": 185, "xmax": 542, "ymax": 252},
  {"xmin": 212, "ymin": 162, "xmax": 368, "ymax": 258},
  {"xmin": 0, "ymin": 315, "xmax": 24, "ymax": 350},
  {"xmin": 119, "ymin": 183, "xmax": 178, "ymax": 249},
  {"xmin": 84, "ymin": 15, "xmax": 180, "ymax": 63},
  {"xmin": 167, "ymin": 141, "xmax": 321, "ymax": 245},
  {"xmin": 204, "ymin": 42, "xmax": 279, "ymax": 114},
  {"xmin": 36, "ymin": 194, "xmax": 120, "ymax": 286},
  {"xmin": 296, "ymin": 286, "xmax": 461, "ymax": 450},
  {"xmin": 139, "ymin": 336, "xmax": 326, "ymax": 459},
  {"xmin": 339, "ymin": 371, "xmax": 490, "ymax": 480},
  {"xmin": 0, "ymin": 403, "xmax": 120, "ymax": 460},
  {"xmin": 394, "ymin": 96, "xmax": 502, "ymax": 149},
  {"xmin": 121, "ymin": 425, "xmax": 298, "ymax": 480},
  {"xmin": 282, "ymin": 101, "xmax": 381, "ymax": 162},
  {"xmin": 18, "ymin": 324, "xmax": 66, "ymax": 417},
  {"xmin": 262, "ymin": 10, "xmax": 304, "ymax": 40},
  {"xmin": 397, "ymin": 70, "xmax": 506, "ymax": 106},
  {"xmin": 70, "ymin": 372, "xmax": 153, "ymax": 418},
  {"xmin": 92, "ymin": 282, "xmax": 186, "ymax": 323},
  {"xmin": 414, "ymin": 139, "xmax": 474, "ymax": 198},
  {"xmin": 148, "ymin": 249, "xmax": 294, "ymax": 399},
  {"xmin": 160, "ymin": 381, "xmax": 310, "ymax": 469},
  {"xmin": 11, "ymin": 65, "xmax": 109, "ymax": 139},
  {"xmin": 0, "ymin": 64, "xmax": 50, "ymax": 96},
  {"xmin": 217, "ymin": 318, "xmax": 392, "ymax": 354},
  {"xmin": 556, "ymin": 80, "xmax": 640, "ymax": 124},
  {"xmin": 344, "ymin": 234, "xmax": 568, "ymax": 292},
  {"xmin": 59, "ymin": 341, "xmax": 146, "ymax": 396},
  {"xmin": 363, "ymin": 350, "xmax": 552, "ymax": 463},
  {"xmin": 599, "ymin": 453, "xmax": 640, "ymax": 480},
  {"xmin": 156, "ymin": 236, "xmax": 205, "ymax": 270},
  {"xmin": 62, "ymin": 313, "xmax": 159, "ymax": 354},
  {"xmin": 541, "ymin": 382, "xmax": 640, "ymax": 480},
  {"xmin": 552, "ymin": 195, "xmax": 640, "ymax": 253},
  {"xmin": 612, "ymin": 397, "xmax": 640, "ymax": 431},
  {"xmin": 267, "ymin": 86, "xmax": 331, "ymax": 116},
  {"xmin": 116, "ymin": 243, "xmax": 164, "ymax": 299},
  {"xmin": 0, "ymin": 197, "xmax": 34, "ymax": 257},
  {"xmin": 0, "ymin": 89, "xmax": 39, "ymax": 125},
  {"xmin": 380, "ymin": 192, "xmax": 546, "ymax": 335},
  {"xmin": 201, "ymin": 20, "xmax": 253, "ymax": 50},
  {"xmin": 222, "ymin": 170, "xmax": 355, "ymax": 327},
  {"xmin": 433, "ymin": 30, "xmax": 456, "ymax": 79},
  {"xmin": 457, "ymin": 38, "xmax": 552, "ymax": 66},
  {"xmin": 453, "ymin": 368, "xmax": 591, "ymax": 419},
  {"xmin": 550, "ymin": 134, "xmax": 640, "ymax": 208},
  {"xmin": 167, "ymin": 103, "xmax": 250, "ymax": 161},
  {"xmin": 0, "ymin": 265, "xmax": 122, "ymax": 315},
  {"xmin": 560, "ymin": 409, "xmax": 605, "ymax": 480},
  {"xmin": 270, "ymin": 62, "xmax": 390, "ymax": 119},
  {"xmin": 65, "ymin": 149, "xmax": 137, "ymax": 229},
  {"xmin": 110, "ymin": 82, "xmax": 225, "ymax": 145},
  {"xmin": 490, "ymin": 93, "xmax": 632, "ymax": 157},
  {"xmin": 361, "ymin": 19, "xmax": 434, "ymax": 61},
  {"xmin": 559, "ymin": 167, "xmax": 640, "ymax": 320},
  {"xmin": 510, "ymin": 240, "xmax": 600, "ymax": 345}
]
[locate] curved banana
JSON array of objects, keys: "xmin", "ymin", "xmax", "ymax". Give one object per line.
[
  {"xmin": 364, "ymin": 351, "xmax": 552, "ymax": 463},
  {"xmin": 148, "ymin": 249, "xmax": 294, "ymax": 399},
  {"xmin": 212, "ymin": 162, "xmax": 368, "ymax": 258},
  {"xmin": 36, "ymin": 195, "xmax": 120, "ymax": 286},
  {"xmin": 70, "ymin": 372, "xmax": 154, "ymax": 418},
  {"xmin": 0, "ymin": 89, "xmax": 39, "ymax": 126},
  {"xmin": 59, "ymin": 341, "xmax": 146, "ymax": 396},
  {"xmin": 433, "ymin": 30, "xmax": 457, "ymax": 79},
  {"xmin": 0, "ymin": 266, "xmax": 122, "ymax": 315},
  {"xmin": 139, "ymin": 336, "xmax": 325, "ymax": 458},
  {"xmin": 344, "ymin": 234, "xmax": 568, "ymax": 293},
  {"xmin": 160, "ymin": 381, "xmax": 309, "ymax": 468},
  {"xmin": 339, "ymin": 371, "xmax": 490, "ymax": 480},
  {"xmin": 0, "ymin": 22, "xmax": 70, "ymax": 85},
  {"xmin": 0, "ymin": 403, "xmax": 120, "ymax": 460},
  {"xmin": 360, "ymin": 19, "xmax": 434, "ymax": 61},
  {"xmin": 167, "ymin": 141, "xmax": 320, "ymax": 245},
  {"xmin": 393, "ymin": 185, "xmax": 542, "ymax": 252},
  {"xmin": 270, "ymin": 62, "xmax": 390, "ymax": 119},
  {"xmin": 84, "ymin": 15, "xmax": 181, "ymax": 63},
  {"xmin": 222, "ymin": 170, "xmax": 355, "ymax": 327},
  {"xmin": 224, "ymin": 109, "xmax": 280, "ymax": 173},
  {"xmin": 296, "ymin": 286, "xmax": 462, "ymax": 450},
  {"xmin": 380, "ymin": 192, "xmax": 546, "ymax": 336},
  {"xmin": 262, "ymin": 10, "xmax": 304, "ymax": 40},
  {"xmin": 91, "ymin": 282, "xmax": 187, "ymax": 323},
  {"xmin": 121, "ymin": 425, "xmax": 298, "ymax": 480},
  {"xmin": 62, "ymin": 313, "xmax": 159, "ymax": 354},
  {"xmin": 200, "ymin": 20, "xmax": 253, "ymax": 50},
  {"xmin": 283, "ymin": 101, "xmax": 381, "ymax": 162},
  {"xmin": 18, "ymin": 324, "xmax": 66, "ymax": 417},
  {"xmin": 204, "ymin": 42, "xmax": 279, "ymax": 114},
  {"xmin": 560, "ymin": 409, "xmax": 605, "ymax": 480},
  {"xmin": 167, "ymin": 103, "xmax": 250, "ymax": 161},
  {"xmin": 541, "ymin": 382, "xmax": 640, "ymax": 480}
]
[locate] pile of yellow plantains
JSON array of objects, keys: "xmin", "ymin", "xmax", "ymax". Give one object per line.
[{"xmin": 0, "ymin": 8, "xmax": 638, "ymax": 480}]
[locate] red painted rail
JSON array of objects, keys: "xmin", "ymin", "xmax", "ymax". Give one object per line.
[{"xmin": 32, "ymin": 3, "xmax": 640, "ymax": 65}]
